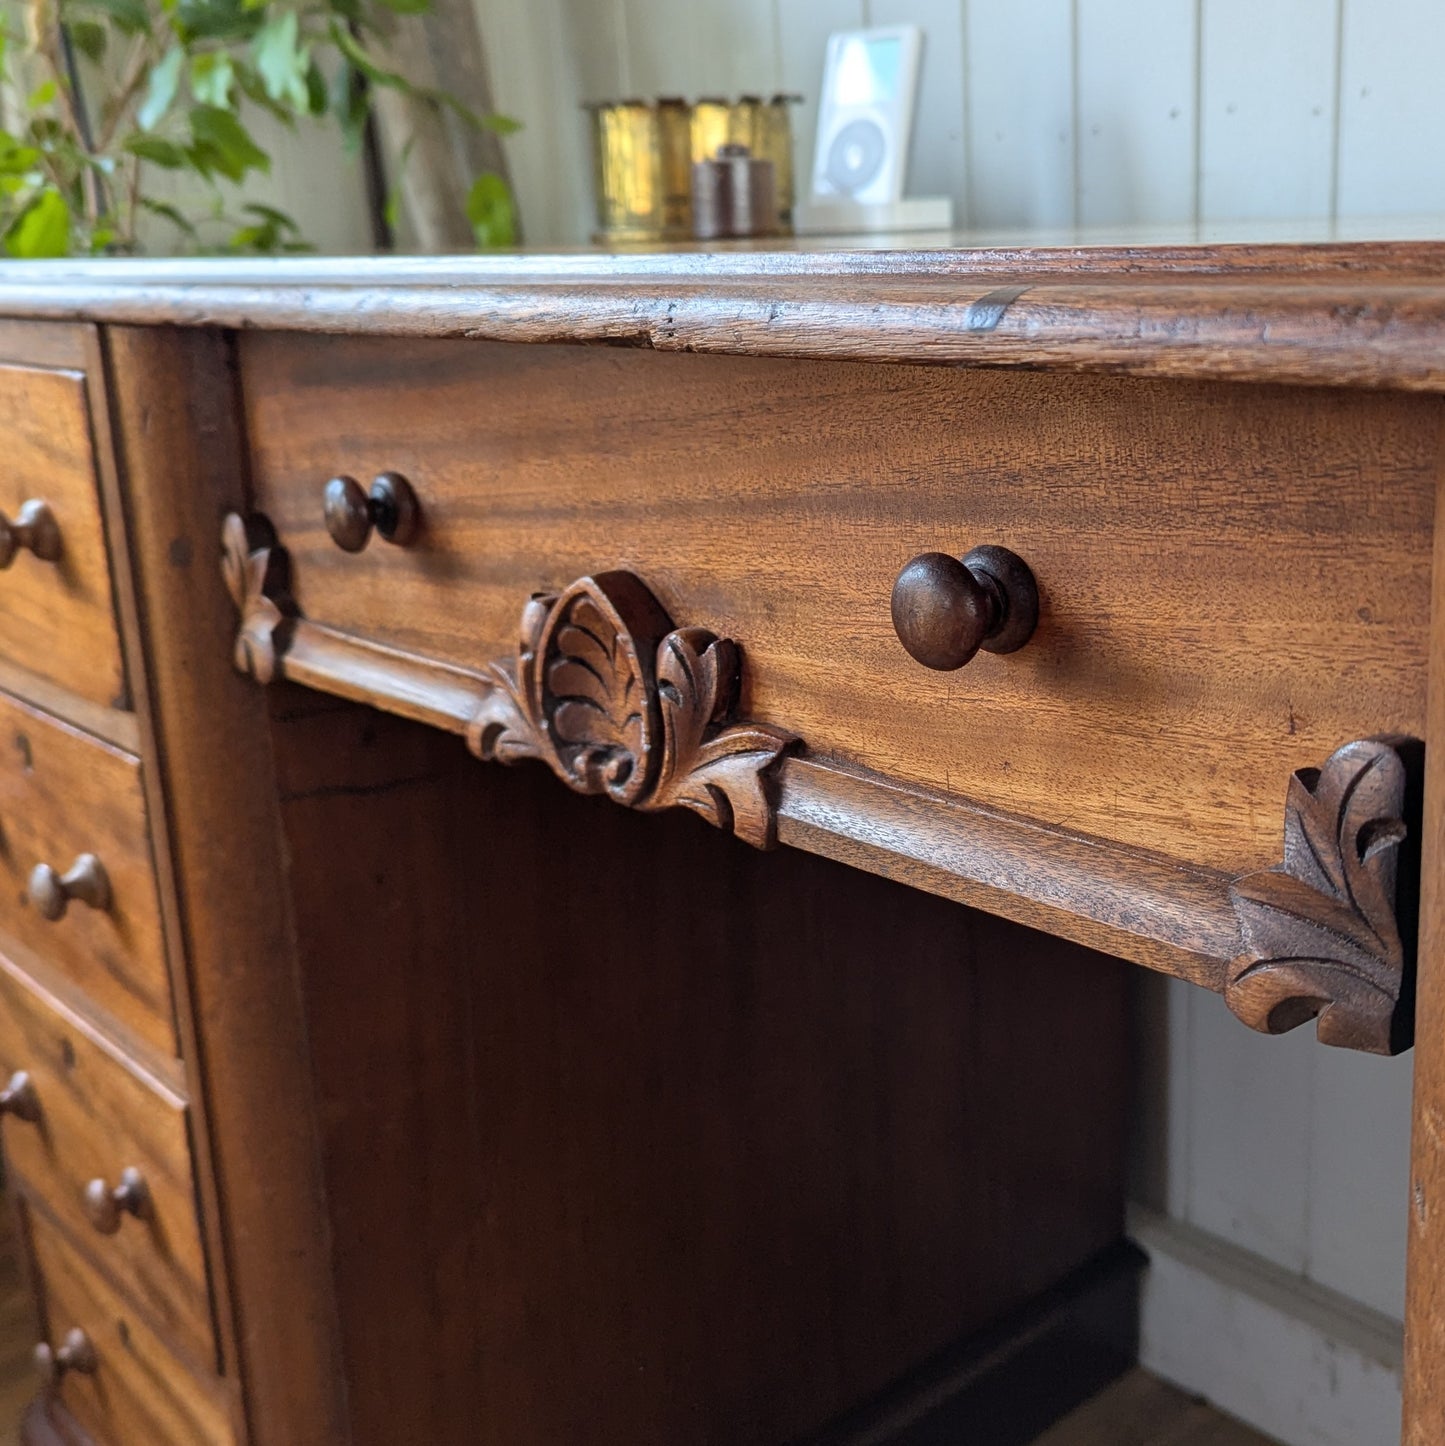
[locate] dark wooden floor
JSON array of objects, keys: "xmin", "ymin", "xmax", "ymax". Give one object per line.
[{"xmin": 1032, "ymin": 1370, "xmax": 1279, "ymax": 1446}]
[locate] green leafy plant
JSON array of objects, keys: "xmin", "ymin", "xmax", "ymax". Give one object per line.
[{"xmin": 0, "ymin": 0, "xmax": 518, "ymax": 255}]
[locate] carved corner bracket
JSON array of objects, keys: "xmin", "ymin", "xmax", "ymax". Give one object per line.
[
  {"xmin": 1227, "ymin": 737, "xmax": 1421, "ymax": 1055},
  {"xmin": 221, "ymin": 514, "xmax": 796, "ymax": 848},
  {"xmin": 465, "ymin": 573, "xmax": 796, "ymax": 849},
  {"xmin": 222, "ymin": 511, "xmax": 295, "ymax": 684}
]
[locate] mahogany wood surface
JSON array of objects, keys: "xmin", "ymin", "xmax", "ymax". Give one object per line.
[
  {"xmin": 0, "ymin": 247, "xmax": 1432, "ymax": 1442},
  {"xmin": 1402, "ymin": 447, "xmax": 1445, "ymax": 1442},
  {"xmin": 7, "ymin": 242, "xmax": 1445, "ymax": 390},
  {"xmin": 239, "ymin": 336, "xmax": 1436, "ymax": 882},
  {"xmin": 0, "ymin": 691, "xmax": 171, "ymax": 1059},
  {"xmin": 21, "ymin": 1203, "xmax": 231, "ymax": 1446},
  {"xmin": 0, "ymin": 366, "xmax": 123, "ymax": 713},
  {"xmin": 269, "ymin": 695, "xmax": 1129, "ymax": 1446},
  {"xmin": 0, "ymin": 961, "xmax": 211, "ymax": 1370},
  {"xmin": 104, "ymin": 326, "xmax": 347, "ymax": 1446}
]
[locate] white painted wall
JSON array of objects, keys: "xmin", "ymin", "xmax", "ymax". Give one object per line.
[{"xmin": 475, "ymin": 0, "xmax": 1445, "ymax": 244}]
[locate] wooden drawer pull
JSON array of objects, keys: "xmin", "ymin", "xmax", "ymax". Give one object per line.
[
  {"xmin": 0, "ymin": 499, "xmax": 60, "ymax": 568},
  {"xmin": 33, "ymin": 1327, "xmax": 96, "ymax": 1388},
  {"xmin": 0, "ymin": 1070, "xmax": 38, "ymax": 1122},
  {"xmin": 29, "ymin": 853, "xmax": 111, "ymax": 921},
  {"xmin": 322, "ymin": 471, "xmax": 419, "ymax": 552},
  {"xmin": 84, "ymin": 1167, "xmax": 149, "ymax": 1235},
  {"xmin": 890, "ymin": 545, "xmax": 1039, "ymax": 671}
]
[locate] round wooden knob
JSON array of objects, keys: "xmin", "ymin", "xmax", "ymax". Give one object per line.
[
  {"xmin": 0, "ymin": 1071, "xmax": 38, "ymax": 1124},
  {"xmin": 890, "ymin": 545, "xmax": 1039, "ymax": 670},
  {"xmin": 0, "ymin": 499, "xmax": 60, "ymax": 569},
  {"xmin": 323, "ymin": 472, "xmax": 419, "ymax": 552},
  {"xmin": 29, "ymin": 854, "xmax": 111, "ymax": 922},
  {"xmin": 33, "ymin": 1328, "xmax": 96, "ymax": 1389},
  {"xmin": 84, "ymin": 1167, "xmax": 149, "ymax": 1235}
]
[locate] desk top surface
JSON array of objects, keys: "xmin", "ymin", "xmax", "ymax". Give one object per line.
[{"xmin": 3, "ymin": 228, "xmax": 1445, "ymax": 390}]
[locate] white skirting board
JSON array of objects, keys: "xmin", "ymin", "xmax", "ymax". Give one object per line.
[{"xmin": 1129, "ymin": 1208, "xmax": 1404, "ymax": 1446}]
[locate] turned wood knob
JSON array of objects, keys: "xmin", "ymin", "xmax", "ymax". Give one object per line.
[
  {"xmin": 0, "ymin": 1071, "xmax": 38, "ymax": 1123},
  {"xmin": 84, "ymin": 1167, "xmax": 149, "ymax": 1235},
  {"xmin": 890, "ymin": 545, "xmax": 1040, "ymax": 671},
  {"xmin": 323, "ymin": 472, "xmax": 419, "ymax": 552},
  {"xmin": 33, "ymin": 1328, "xmax": 96, "ymax": 1389},
  {"xmin": 29, "ymin": 854, "xmax": 111, "ymax": 921},
  {"xmin": 0, "ymin": 500, "xmax": 60, "ymax": 569}
]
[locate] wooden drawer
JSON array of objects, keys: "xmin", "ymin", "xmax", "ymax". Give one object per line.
[
  {"xmin": 238, "ymin": 335, "xmax": 1435, "ymax": 883},
  {"xmin": 0, "ymin": 689, "xmax": 174, "ymax": 1056},
  {"xmin": 23, "ymin": 1202, "xmax": 231, "ymax": 1446},
  {"xmin": 0, "ymin": 363, "xmax": 125, "ymax": 711},
  {"xmin": 0, "ymin": 961, "xmax": 213, "ymax": 1367}
]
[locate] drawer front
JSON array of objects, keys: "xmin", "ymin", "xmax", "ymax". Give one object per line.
[
  {"xmin": 24, "ymin": 1202, "xmax": 231, "ymax": 1446},
  {"xmin": 239, "ymin": 336, "xmax": 1435, "ymax": 883},
  {"xmin": 0, "ymin": 963, "xmax": 213, "ymax": 1366},
  {"xmin": 0, "ymin": 689, "xmax": 174, "ymax": 1055},
  {"xmin": 0, "ymin": 364, "xmax": 125, "ymax": 710}
]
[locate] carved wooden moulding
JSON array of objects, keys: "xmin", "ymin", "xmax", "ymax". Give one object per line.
[
  {"xmin": 1227, "ymin": 737, "xmax": 1420, "ymax": 1055},
  {"xmin": 222, "ymin": 513, "xmax": 796, "ymax": 848},
  {"xmin": 466, "ymin": 572, "xmax": 795, "ymax": 847}
]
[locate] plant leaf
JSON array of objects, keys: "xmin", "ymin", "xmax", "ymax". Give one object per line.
[
  {"xmin": 465, "ymin": 171, "xmax": 515, "ymax": 248},
  {"xmin": 138, "ymin": 45, "xmax": 183, "ymax": 130},
  {"xmin": 189, "ymin": 103, "xmax": 269, "ymax": 180},
  {"xmin": 253, "ymin": 10, "xmax": 309, "ymax": 110},
  {"xmin": 125, "ymin": 133, "xmax": 187, "ymax": 167},
  {"xmin": 68, "ymin": 21, "xmax": 108, "ymax": 62},
  {"xmin": 74, "ymin": 0, "xmax": 149, "ymax": 35},
  {"xmin": 139, "ymin": 195, "xmax": 197, "ymax": 235},
  {"xmin": 328, "ymin": 59, "xmax": 368, "ymax": 151},
  {"xmin": 189, "ymin": 50, "xmax": 234, "ymax": 106},
  {"xmin": 5, "ymin": 189, "xmax": 70, "ymax": 258}
]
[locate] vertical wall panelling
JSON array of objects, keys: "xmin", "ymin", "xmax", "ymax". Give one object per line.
[
  {"xmin": 1075, "ymin": 0, "xmax": 1197, "ymax": 225},
  {"xmin": 477, "ymin": 0, "xmax": 595, "ymax": 245},
  {"xmin": 964, "ymin": 0, "xmax": 1077, "ymax": 228},
  {"xmin": 1306, "ymin": 1049, "xmax": 1413, "ymax": 1321},
  {"xmin": 1336, "ymin": 0, "xmax": 1445, "ymax": 216},
  {"xmin": 693, "ymin": 0, "xmax": 781, "ymax": 99},
  {"xmin": 621, "ymin": 0, "xmax": 702, "ymax": 99},
  {"xmin": 1184, "ymin": 992, "xmax": 1316, "ymax": 1275},
  {"xmin": 1198, "ymin": 0, "xmax": 1341, "ymax": 220},
  {"xmin": 868, "ymin": 0, "xmax": 970, "ymax": 221},
  {"xmin": 556, "ymin": 0, "xmax": 627, "ymax": 102},
  {"xmin": 777, "ymin": 0, "xmax": 868, "ymax": 218}
]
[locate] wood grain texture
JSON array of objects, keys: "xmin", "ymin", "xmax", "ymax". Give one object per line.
[
  {"xmin": 0, "ymin": 960, "xmax": 212, "ymax": 1371},
  {"xmin": 21, "ymin": 1202, "xmax": 231, "ymax": 1446},
  {"xmin": 237, "ymin": 335, "xmax": 1436, "ymax": 883},
  {"xmin": 1402, "ymin": 431, "xmax": 1445, "ymax": 1443},
  {"xmin": 0, "ymin": 689, "xmax": 172, "ymax": 1058},
  {"xmin": 8, "ymin": 244, "xmax": 1445, "ymax": 388},
  {"xmin": 104, "ymin": 326, "xmax": 347, "ymax": 1446},
  {"xmin": 0, "ymin": 367, "xmax": 124, "ymax": 712},
  {"xmin": 270, "ymin": 698, "xmax": 1129, "ymax": 1446}
]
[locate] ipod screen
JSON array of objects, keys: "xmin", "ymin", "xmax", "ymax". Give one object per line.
[{"xmin": 835, "ymin": 36, "xmax": 902, "ymax": 106}]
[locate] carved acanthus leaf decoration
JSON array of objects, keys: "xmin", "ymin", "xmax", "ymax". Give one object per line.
[
  {"xmin": 1227, "ymin": 738, "xmax": 1418, "ymax": 1055},
  {"xmin": 221, "ymin": 511, "xmax": 294, "ymax": 684},
  {"xmin": 465, "ymin": 574, "xmax": 796, "ymax": 847}
]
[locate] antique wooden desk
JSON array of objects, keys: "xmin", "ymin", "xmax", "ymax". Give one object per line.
[{"xmin": 0, "ymin": 243, "xmax": 1436, "ymax": 1444}]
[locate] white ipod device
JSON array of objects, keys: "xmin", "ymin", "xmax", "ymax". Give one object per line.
[{"xmin": 809, "ymin": 26, "xmax": 922, "ymax": 207}]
